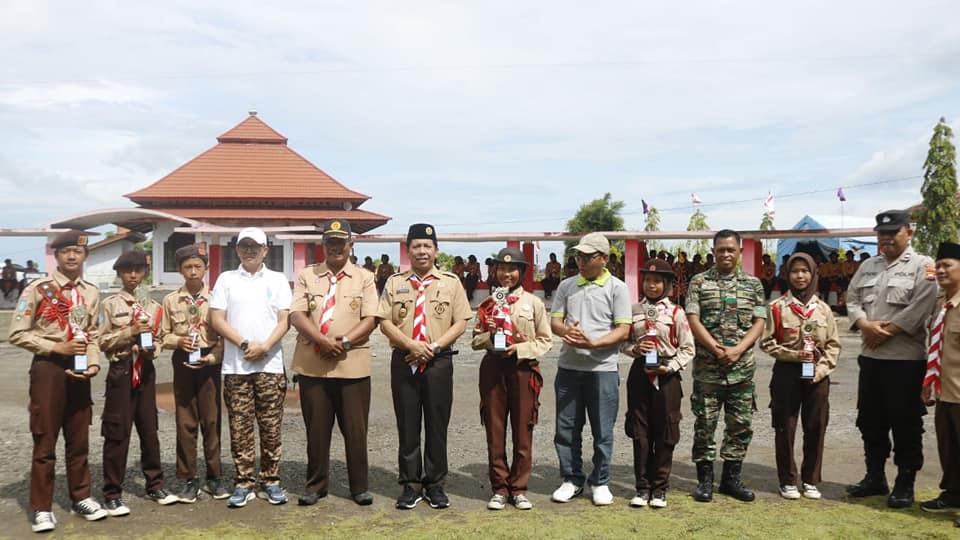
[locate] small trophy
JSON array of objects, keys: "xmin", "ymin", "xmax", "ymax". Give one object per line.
[
  {"xmin": 644, "ymin": 307, "xmax": 659, "ymax": 368},
  {"xmin": 69, "ymin": 304, "xmax": 88, "ymax": 372},
  {"xmin": 491, "ymin": 287, "xmax": 509, "ymax": 352},
  {"xmin": 800, "ymin": 324, "xmax": 816, "ymax": 381},
  {"xmin": 135, "ymin": 285, "xmax": 155, "ymax": 351},
  {"xmin": 188, "ymin": 332, "xmax": 202, "ymax": 365}
]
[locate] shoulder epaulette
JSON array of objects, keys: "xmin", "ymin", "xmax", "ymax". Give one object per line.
[{"xmin": 442, "ymin": 271, "xmax": 460, "ymax": 279}]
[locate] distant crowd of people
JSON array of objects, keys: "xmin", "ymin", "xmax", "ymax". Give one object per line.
[{"xmin": 1, "ymin": 258, "xmax": 40, "ymax": 299}]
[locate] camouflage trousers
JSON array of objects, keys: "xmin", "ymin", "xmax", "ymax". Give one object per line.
[
  {"xmin": 691, "ymin": 379, "xmax": 756, "ymax": 462},
  {"xmin": 223, "ymin": 373, "xmax": 287, "ymax": 489}
]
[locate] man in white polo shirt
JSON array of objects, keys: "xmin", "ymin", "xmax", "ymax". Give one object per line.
[{"xmin": 210, "ymin": 227, "xmax": 292, "ymax": 508}]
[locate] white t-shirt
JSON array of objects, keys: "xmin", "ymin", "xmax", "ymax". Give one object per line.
[{"xmin": 210, "ymin": 264, "xmax": 293, "ymax": 375}]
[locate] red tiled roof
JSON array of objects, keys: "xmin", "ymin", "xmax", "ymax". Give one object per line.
[
  {"xmin": 125, "ymin": 113, "xmax": 372, "ymax": 205},
  {"xmin": 148, "ymin": 207, "xmax": 390, "ymax": 233}
]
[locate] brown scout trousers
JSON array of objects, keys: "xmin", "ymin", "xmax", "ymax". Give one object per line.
[
  {"xmin": 479, "ymin": 353, "xmax": 540, "ymax": 496},
  {"xmin": 935, "ymin": 401, "xmax": 960, "ymax": 504},
  {"xmin": 171, "ymin": 349, "xmax": 222, "ymax": 480},
  {"xmin": 299, "ymin": 375, "xmax": 371, "ymax": 496},
  {"xmin": 102, "ymin": 356, "xmax": 164, "ymax": 500},
  {"xmin": 390, "ymin": 349, "xmax": 453, "ymax": 489},
  {"xmin": 769, "ymin": 362, "xmax": 830, "ymax": 486},
  {"xmin": 625, "ymin": 359, "xmax": 682, "ymax": 493},
  {"xmin": 29, "ymin": 355, "xmax": 93, "ymax": 512}
]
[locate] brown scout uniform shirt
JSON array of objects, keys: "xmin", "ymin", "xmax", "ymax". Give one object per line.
[
  {"xmin": 619, "ymin": 297, "xmax": 695, "ymax": 373},
  {"xmin": 376, "ymin": 268, "xmax": 472, "ymax": 348},
  {"xmin": 8, "ymin": 269, "xmax": 102, "ymax": 365},
  {"xmin": 99, "ymin": 290, "xmax": 164, "ymax": 361},
  {"xmin": 159, "ymin": 285, "xmax": 223, "ymax": 362},
  {"xmin": 932, "ymin": 290, "xmax": 960, "ymax": 404},
  {"xmin": 470, "ymin": 288, "xmax": 553, "ymax": 359},
  {"xmin": 759, "ymin": 293, "xmax": 841, "ymax": 381},
  {"xmin": 291, "ymin": 262, "xmax": 378, "ymax": 379}
]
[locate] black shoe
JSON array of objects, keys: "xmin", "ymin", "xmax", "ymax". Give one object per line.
[
  {"xmin": 693, "ymin": 461, "xmax": 714, "ymax": 502},
  {"xmin": 103, "ymin": 498, "xmax": 131, "ymax": 517},
  {"xmin": 424, "ymin": 486, "xmax": 450, "ymax": 509},
  {"xmin": 297, "ymin": 491, "xmax": 327, "ymax": 506},
  {"xmin": 352, "ymin": 492, "xmax": 374, "ymax": 506},
  {"xmin": 717, "ymin": 461, "xmax": 755, "ymax": 502},
  {"xmin": 396, "ymin": 485, "xmax": 422, "ymax": 510},
  {"xmin": 920, "ymin": 495, "xmax": 960, "ymax": 513},
  {"xmin": 203, "ymin": 478, "xmax": 231, "ymax": 500},
  {"xmin": 887, "ymin": 470, "xmax": 916, "ymax": 509},
  {"xmin": 846, "ymin": 463, "xmax": 889, "ymax": 497},
  {"xmin": 177, "ymin": 479, "xmax": 200, "ymax": 504},
  {"xmin": 146, "ymin": 488, "xmax": 179, "ymax": 506}
]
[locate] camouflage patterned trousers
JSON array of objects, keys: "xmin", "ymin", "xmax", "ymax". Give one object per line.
[
  {"xmin": 224, "ymin": 373, "xmax": 287, "ymax": 489},
  {"xmin": 691, "ymin": 379, "xmax": 756, "ymax": 462}
]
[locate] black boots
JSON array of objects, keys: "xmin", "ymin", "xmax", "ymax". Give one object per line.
[
  {"xmin": 717, "ymin": 460, "xmax": 755, "ymax": 502},
  {"xmin": 887, "ymin": 469, "xmax": 916, "ymax": 508},
  {"xmin": 693, "ymin": 461, "xmax": 714, "ymax": 502},
  {"xmin": 846, "ymin": 461, "xmax": 889, "ymax": 498}
]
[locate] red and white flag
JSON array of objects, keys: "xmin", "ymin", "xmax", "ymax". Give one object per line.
[
  {"xmin": 763, "ymin": 190, "xmax": 775, "ymax": 217},
  {"xmin": 691, "ymin": 193, "xmax": 702, "ymax": 205}
]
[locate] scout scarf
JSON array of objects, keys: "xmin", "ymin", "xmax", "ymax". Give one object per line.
[
  {"xmin": 410, "ymin": 274, "xmax": 436, "ymax": 373},
  {"xmin": 926, "ymin": 301, "xmax": 954, "ymax": 395},
  {"xmin": 786, "ymin": 252, "xmax": 818, "ymax": 305},
  {"xmin": 313, "ymin": 270, "xmax": 346, "ymax": 352},
  {"xmin": 130, "ymin": 298, "xmax": 163, "ymax": 388},
  {"xmin": 182, "ymin": 292, "xmax": 206, "ymax": 336}
]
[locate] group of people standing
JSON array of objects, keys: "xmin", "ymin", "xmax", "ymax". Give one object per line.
[{"xmin": 10, "ymin": 207, "xmax": 960, "ymax": 533}]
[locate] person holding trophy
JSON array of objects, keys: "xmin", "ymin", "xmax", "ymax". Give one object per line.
[
  {"xmin": 471, "ymin": 247, "xmax": 552, "ymax": 511},
  {"xmin": 98, "ymin": 250, "xmax": 178, "ymax": 515},
  {"xmin": 759, "ymin": 252, "xmax": 840, "ymax": 501},
  {"xmin": 8, "ymin": 230, "xmax": 108, "ymax": 532},
  {"xmin": 620, "ymin": 259, "xmax": 694, "ymax": 509}
]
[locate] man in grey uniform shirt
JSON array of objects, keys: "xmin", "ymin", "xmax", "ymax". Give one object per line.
[{"xmin": 845, "ymin": 209, "xmax": 938, "ymax": 508}]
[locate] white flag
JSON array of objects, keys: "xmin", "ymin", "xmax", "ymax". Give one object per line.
[{"xmin": 691, "ymin": 193, "xmax": 703, "ymax": 205}]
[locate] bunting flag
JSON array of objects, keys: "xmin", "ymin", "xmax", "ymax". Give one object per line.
[
  {"xmin": 642, "ymin": 199, "xmax": 649, "ymax": 214},
  {"xmin": 763, "ymin": 190, "xmax": 775, "ymax": 217},
  {"xmin": 691, "ymin": 193, "xmax": 702, "ymax": 205},
  {"xmin": 837, "ymin": 187, "xmax": 847, "ymax": 202}
]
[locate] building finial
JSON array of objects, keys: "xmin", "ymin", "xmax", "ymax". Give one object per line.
[{"xmin": 249, "ymin": 110, "xmax": 258, "ymax": 117}]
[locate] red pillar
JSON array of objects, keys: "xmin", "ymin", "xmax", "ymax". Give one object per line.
[
  {"xmin": 742, "ymin": 238, "xmax": 762, "ymax": 277},
  {"xmin": 624, "ymin": 239, "xmax": 642, "ymax": 303},
  {"xmin": 522, "ymin": 242, "xmax": 535, "ymax": 291},
  {"xmin": 208, "ymin": 244, "xmax": 222, "ymax": 288},
  {"xmin": 398, "ymin": 241, "xmax": 409, "ymax": 272},
  {"xmin": 312, "ymin": 243, "xmax": 325, "ymax": 264},
  {"xmin": 44, "ymin": 244, "xmax": 55, "ymax": 277},
  {"xmin": 293, "ymin": 242, "xmax": 308, "ymax": 274}
]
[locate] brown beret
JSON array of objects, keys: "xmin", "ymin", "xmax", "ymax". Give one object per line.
[
  {"xmin": 49, "ymin": 230, "xmax": 90, "ymax": 250},
  {"xmin": 113, "ymin": 250, "xmax": 150, "ymax": 270},
  {"xmin": 175, "ymin": 244, "xmax": 208, "ymax": 266}
]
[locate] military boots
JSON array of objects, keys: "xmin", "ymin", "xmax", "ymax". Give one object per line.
[
  {"xmin": 717, "ymin": 460, "xmax": 755, "ymax": 502},
  {"xmin": 887, "ymin": 469, "xmax": 916, "ymax": 508},
  {"xmin": 693, "ymin": 461, "xmax": 714, "ymax": 502},
  {"xmin": 846, "ymin": 460, "xmax": 889, "ymax": 498}
]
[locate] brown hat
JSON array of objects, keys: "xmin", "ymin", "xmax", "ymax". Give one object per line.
[
  {"xmin": 640, "ymin": 258, "xmax": 675, "ymax": 280},
  {"xmin": 113, "ymin": 250, "xmax": 150, "ymax": 270},
  {"xmin": 493, "ymin": 247, "xmax": 528, "ymax": 269},
  {"xmin": 175, "ymin": 244, "xmax": 208, "ymax": 266},
  {"xmin": 49, "ymin": 230, "xmax": 90, "ymax": 250}
]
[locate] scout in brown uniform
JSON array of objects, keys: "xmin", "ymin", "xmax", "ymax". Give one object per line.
[
  {"xmin": 471, "ymin": 247, "xmax": 552, "ymax": 511},
  {"xmin": 8, "ymin": 230, "xmax": 108, "ymax": 532},
  {"xmin": 159, "ymin": 244, "xmax": 227, "ymax": 503},
  {"xmin": 98, "ymin": 250, "xmax": 178, "ymax": 515},
  {"xmin": 621, "ymin": 259, "xmax": 694, "ymax": 509},
  {"xmin": 920, "ymin": 242, "xmax": 960, "ymax": 523},
  {"xmin": 376, "ymin": 223, "xmax": 472, "ymax": 510},
  {"xmin": 759, "ymin": 253, "xmax": 840, "ymax": 501},
  {"xmin": 289, "ymin": 220, "xmax": 378, "ymax": 506}
]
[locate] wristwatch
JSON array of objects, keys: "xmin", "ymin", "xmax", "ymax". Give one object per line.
[
  {"xmin": 431, "ymin": 341, "xmax": 441, "ymax": 355},
  {"xmin": 341, "ymin": 336, "xmax": 352, "ymax": 351},
  {"xmin": 240, "ymin": 340, "xmax": 249, "ymax": 352}
]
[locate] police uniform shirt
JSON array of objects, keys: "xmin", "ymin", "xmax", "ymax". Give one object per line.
[
  {"xmin": 620, "ymin": 297, "xmax": 695, "ymax": 373},
  {"xmin": 846, "ymin": 247, "xmax": 938, "ymax": 360},
  {"xmin": 932, "ymin": 290, "xmax": 960, "ymax": 404},
  {"xmin": 8, "ymin": 269, "xmax": 102, "ymax": 365},
  {"xmin": 291, "ymin": 262, "xmax": 378, "ymax": 378},
  {"xmin": 99, "ymin": 290, "xmax": 164, "ymax": 361},
  {"xmin": 375, "ymin": 268, "xmax": 472, "ymax": 348},
  {"xmin": 471, "ymin": 288, "xmax": 553, "ymax": 359},
  {"xmin": 760, "ymin": 294, "xmax": 841, "ymax": 381},
  {"xmin": 160, "ymin": 285, "xmax": 223, "ymax": 361}
]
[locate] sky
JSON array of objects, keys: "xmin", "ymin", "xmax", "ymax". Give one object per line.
[{"xmin": 1, "ymin": 1, "xmax": 958, "ymax": 267}]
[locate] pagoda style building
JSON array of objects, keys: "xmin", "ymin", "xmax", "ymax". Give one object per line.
[{"xmin": 49, "ymin": 112, "xmax": 389, "ymax": 286}]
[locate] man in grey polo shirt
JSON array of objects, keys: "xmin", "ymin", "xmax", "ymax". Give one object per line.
[{"xmin": 549, "ymin": 232, "xmax": 632, "ymax": 506}]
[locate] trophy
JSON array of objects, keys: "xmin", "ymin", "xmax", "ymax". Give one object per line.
[
  {"xmin": 491, "ymin": 287, "xmax": 509, "ymax": 352},
  {"xmin": 800, "ymin": 322, "xmax": 816, "ymax": 381},
  {"xmin": 69, "ymin": 304, "xmax": 88, "ymax": 372},
  {"xmin": 188, "ymin": 332, "xmax": 202, "ymax": 365},
  {"xmin": 644, "ymin": 306, "xmax": 659, "ymax": 368},
  {"xmin": 187, "ymin": 301, "xmax": 202, "ymax": 365},
  {"xmin": 135, "ymin": 285, "xmax": 155, "ymax": 351}
]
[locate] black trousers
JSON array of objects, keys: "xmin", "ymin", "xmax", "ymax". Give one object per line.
[
  {"xmin": 390, "ymin": 349, "xmax": 453, "ymax": 489},
  {"xmin": 855, "ymin": 356, "xmax": 926, "ymax": 471}
]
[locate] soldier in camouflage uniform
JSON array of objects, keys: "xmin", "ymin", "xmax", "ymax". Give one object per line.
[{"xmin": 685, "ymin": 229, "xmax": 767, "ymax": 502}]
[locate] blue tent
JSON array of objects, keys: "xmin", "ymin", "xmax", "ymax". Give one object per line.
[{"xmin": 775, "ymin": 215, "xmax": 876, "ymax": 270}]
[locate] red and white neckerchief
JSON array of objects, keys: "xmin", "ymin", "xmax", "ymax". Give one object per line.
[
  {"xmin": 314, "ymin": 271, "xmax": 346, "ymax": 353},
  {"xmin": 183, "ymin": 292, "xmax": 207, "ymax": 335},
  {"xmin": 410, "ymin": 274, "xmax": 436, "ymax": 373},
  {"xmin": 788, "ymin": 295, "xmax": 818, "ymax": 320},
  {"xmin": 63, "ymin": 282, "xmax": 86, "ymax": 344},
  {"xmin": 130, "ymin": 299, "xmax": 162, "ymax": 389},
  {"xmin": 493, "ymin": 294, "xmax": 520, "ymax": 346},
  {"xmin": 926, "ymin": 301, "xmax": 954, "ymax": 395}
]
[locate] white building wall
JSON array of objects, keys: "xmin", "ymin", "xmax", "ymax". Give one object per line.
[{"xmin": 85, "ymin": 242, "xmax": 127, "ymax": 290}]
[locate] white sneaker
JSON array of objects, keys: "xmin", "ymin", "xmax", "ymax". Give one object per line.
[
  {"xmin": 591, "ymin": 484, "xmax": 614, "ymax": 506},
  {"xmin": 649, "ymin": 490, "xmax": 667, "ymax": 508},
  {"xmin": 802, "ymin": 483, "xmax": 822, "ymax": 500},
  {"xmin": 511, "ymin": 494, "xmax": 533, "ymax": 510},
  {"xmin": 551, "ymin": 481, "xmax": 583, "ymax": 503},
  {"xmin": 31, "ymin": 511, "xmax": 56, "ymax": 533},
  {"xmin": 779, "ymin": 485, "xmax": 801, "ymax": 500},
  {"xmin": 487, "ymin": 493, "xmax": 507, "ymax": 510},
  {"xmin": 629, "ymin": 491, "xmax": 648, "ymax": 507}
]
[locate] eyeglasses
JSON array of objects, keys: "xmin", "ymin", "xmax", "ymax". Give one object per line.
[
  {"xmin": 237, "ymin": 243, "xmax": 264, "ymax": 252},
  {"xmin": 576, "ymin": 252, "xmax": 601, "ymax": 262}
]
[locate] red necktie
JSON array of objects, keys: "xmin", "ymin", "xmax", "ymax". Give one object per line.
[
  {"xmin": 926, "ymin": 301, "xmax": 954, "ymax": 395},
  {"xmin": 410, "ymin": 274, "xmax": 436, "ymax": 372},
  {"xmin": 314, "ymin": 271, "xmax": 345, "ymax": 352}
]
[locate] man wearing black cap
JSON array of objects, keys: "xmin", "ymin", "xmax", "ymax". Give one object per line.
[
  {"xmin": 846, "ymin": 209, "xmax": 938, "ymax": 508},
  {"xmin": 8, "ymin": 230, "xmax": 108, "ymax": 532},
  {"xmin": 290, "ymin": 220, "xmax": 378, "ymax": 507},
  {"xmin": 98, "ymin": 250, "xmax": 178, "ymax": 514},
  {"xmin": 376, "ymin": 223, "xmax": 472, "ymax": 510}
]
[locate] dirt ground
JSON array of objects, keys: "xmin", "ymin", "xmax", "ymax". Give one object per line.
[{"xmin": 0, "ymin": 300, "xmax": 945, "ymax": 538}]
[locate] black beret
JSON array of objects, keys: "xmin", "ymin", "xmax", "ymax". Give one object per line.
[
  {"xmin": 407, "ymin": 223, "xmax": 437, "ymax": 246},
  {"xmin": 49, "ymin": 230, "xmax": 90, "ymax": 250},
  {"xmin": 936, "ymin": 242, "xmax": 960, "ymax": 261},
  {"xmin": 175, "ymin": 244, "xmax": 208, "ymax": 266},
  {"xmin": 113, "ymin": 250, "xmax": 150, "ymax": 270}
]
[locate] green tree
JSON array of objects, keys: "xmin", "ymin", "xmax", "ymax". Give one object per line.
[
  {"xmin": 644, "ymin": 206, "xmax": 663, "ymax": 252},
  {"xmin": 915, "ymin": 117, "xmax": 960, "ymax": 256},
  {"xmin": 760, "ymin": 212, "xmax": 776, "ymax": 257},
  {"xmin": 564, "ymin": 193, "xmax": 626, "ymax": 252},
  {"xmin": 685, "ymin": 209, "xmax": 710, "ymax": 258},
  {"xmin": 435, "ymin": 252, "xmax": 455, "ymax": 271}
]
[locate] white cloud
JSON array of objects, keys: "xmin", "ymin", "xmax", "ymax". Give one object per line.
[{"xmin": 0, "ymin": 81, "xmax": 159, "ymax": 109}]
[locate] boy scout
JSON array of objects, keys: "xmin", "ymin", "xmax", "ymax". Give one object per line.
[
  {"xmin": 159, "ymin": 244, "xmax": 227, "ymax": 503},
  {"xmin": 9, "ymin": 230, "xmax": 108, "ymax": 532},
  {"xmin": 98, "ymin": 250, "xmax": 178, "ymax": 515},
  {"xmin": 845, "ymin": 210, "xmax": 938, "ymax": 508},
  {"xmin": 376, "ymin": 223, "xmax": 472, "ymax": 510},
  {"xmin": 289, "ymin": 220, "xmax": 378, "ymax": 507},
  {"xmin": 686, "ymin": 229, "xmax": 766, "ymax": 503}
]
